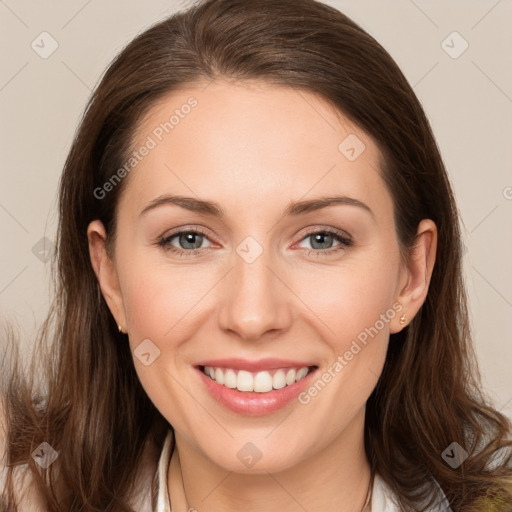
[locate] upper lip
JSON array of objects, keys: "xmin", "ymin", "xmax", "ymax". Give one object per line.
[{"xmin": 195, "ymin": 358, "xmax": 316, "ymax": 372}]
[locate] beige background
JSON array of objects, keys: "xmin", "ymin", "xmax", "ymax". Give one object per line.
[{"xmin": 1, "ymin": 0, "xmax": 511, "ymax": 420}]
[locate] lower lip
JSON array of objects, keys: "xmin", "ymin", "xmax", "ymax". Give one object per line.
[{"xmin": 195, "ymin": 366, "xmax": 317, "ymax": 416}]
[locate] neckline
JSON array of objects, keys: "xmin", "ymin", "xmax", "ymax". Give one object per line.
[
  {"xmin": 155, "ymin": 430, "xmax": 378, "ymax": 512},
  {"xmin": 154, "ymin": 429, "xmax": 451, "ymax": 512}
]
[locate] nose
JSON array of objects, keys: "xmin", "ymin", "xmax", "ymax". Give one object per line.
[{"xmin": 218, "ymin": 241, "xmax": 292, "ymax": 342}]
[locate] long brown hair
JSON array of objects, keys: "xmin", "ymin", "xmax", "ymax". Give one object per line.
[{"xmin": 2, "ymin": 0, "xmax": 511, "ymax": 510}]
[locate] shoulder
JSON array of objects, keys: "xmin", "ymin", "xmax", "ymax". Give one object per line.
[
  {"xmin": 372, "ymin": 473, "xmax": 452, "ymax": 512},
  {"xmin": 1, "ymin": 399, "xmax": 168, "ymax": 512}
]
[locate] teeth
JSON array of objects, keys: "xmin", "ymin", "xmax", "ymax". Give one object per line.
[
  {"xmin": 253, "ymin": 371, "xmax": 273, "ymax": 393},
  {"xmin": 202, "ymin": 365, "xmax": 311, "ymax": 393},
  {"xmin": 285, "ymin": 369, "xmax": 296, "ymax": 385},
  {"xmin": 237, "ymin": 370, "xmax": 254, "ymax": 392},
  {"xmin": 214, "ymin": 367, "xmax": 224, "ymax": 385},
  {"xmin": 296, "ymin": 367, "xmax": 309, "ymax": 380},
  {"xmin": 224, "ymin": 369, "xmax": 237, "ymax": 388},
  {"xmin": 272, "ymin": 369, "xmax": 287, "ymax": 389}
]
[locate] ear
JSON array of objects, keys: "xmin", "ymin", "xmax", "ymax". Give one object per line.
[
  {"xmin": 87, "ymin": 220, "xmax": 127, "ymax": 332},
  {"xmin": 390, "ymin": 219, "xmax": 437, "ymax": 334}
]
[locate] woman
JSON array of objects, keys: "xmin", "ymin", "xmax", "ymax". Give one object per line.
[{"xmin": 1, "ymin": 0, "xmax": 511, "ymax": 510}]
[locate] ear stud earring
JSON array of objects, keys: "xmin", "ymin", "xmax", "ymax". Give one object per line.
[
  {"xmin": 118, "ymin": 324, "xmax": 124, "ymax": 334},
  {"xmin": 400, "ymin": 313, "xmax": 407, "ymax": 325}
]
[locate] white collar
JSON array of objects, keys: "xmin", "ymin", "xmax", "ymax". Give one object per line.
[
  {"xmin": 155, "ymin": 429, "xmax": 173, "ymax": 511},
  {"xmin": 154, "ymin": 429, "xmax": 451, "ymax": 512}
]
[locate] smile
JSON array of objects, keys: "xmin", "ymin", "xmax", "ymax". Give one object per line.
[
  {"xmin": 194, "ymin": 359, "xmax": 318, "ymax": 416},
  {"xmin": 201, "ymin": 365, "xmax": 312, "ymax": 393}
]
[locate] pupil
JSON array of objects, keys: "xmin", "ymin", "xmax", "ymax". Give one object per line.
[
  {"xmin": 313, "ymin": 233, "xmax": 331, "ymax": 249},
  {"xmin": 181, "ymin": 232, "xmax": 202, "ymax": 249}
]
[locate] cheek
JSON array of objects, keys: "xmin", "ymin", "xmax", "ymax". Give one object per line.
[
  {"xmin": 116, "ymin": 254, "xmax": 217, "ymax": 431},
  {"xmin": 290, "ymin": 256, "xmax": 399, "ymax": 447},
  {"xmin": 295, "ymin": 250, "xmax": 400, "ymax": 349},
  {"xmin": 120, "ymin": 253, "xmax": 218, "ymax": 341}
]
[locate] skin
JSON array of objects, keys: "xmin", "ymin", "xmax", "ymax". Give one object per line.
[{"xmin": 88, "ymin": 80, "xmax": 437, "ymax": 512}]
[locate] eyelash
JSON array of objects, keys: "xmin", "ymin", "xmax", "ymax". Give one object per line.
[{"xmin": 157, "ymin": 227, "xmax": 353, "ymax": 258}]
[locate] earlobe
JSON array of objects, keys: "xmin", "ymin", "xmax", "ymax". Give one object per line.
[
  {"xmin": 87, "ymin": 220, "xmax": 127, "ymax": 332},
  {"xmin": 390, "ymin": 219, "xmax": 437, "ymax": 334}
]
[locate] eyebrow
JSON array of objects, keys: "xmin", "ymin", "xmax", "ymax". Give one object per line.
[{"xmin": 139, "ymin": 194, "xmax": 374, "ymax": 219}]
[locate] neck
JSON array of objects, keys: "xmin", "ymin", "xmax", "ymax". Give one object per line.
[{"xmin": 168, "ymin": 408, "xmax": 372, "ymax": 512}]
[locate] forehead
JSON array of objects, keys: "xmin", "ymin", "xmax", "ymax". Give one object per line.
[{"xmin": 120, "ymin": 80, "xmax": 391, "ymax": 222}]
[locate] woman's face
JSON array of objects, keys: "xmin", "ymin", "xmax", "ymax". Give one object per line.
[{"xmin": 89, "ymin": 80, "xmax": 431, "ymax": 473}]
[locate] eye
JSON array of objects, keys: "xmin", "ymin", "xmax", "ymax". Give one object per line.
[
  {"xmin": 157, "ymin": 226, "xmax": 353, "ymax": 258},
  {"xmin": 158, "ymin": 228, "xmax": 213, "ymax": 257},
  {"xmin": 296, "ymin": 228, "xmax": 353, "ymax": 256}
]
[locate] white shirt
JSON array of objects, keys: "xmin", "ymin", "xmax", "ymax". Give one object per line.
[{"xmin": 154, "ymin": 429, "xmax": 452, "ymax": 512}]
